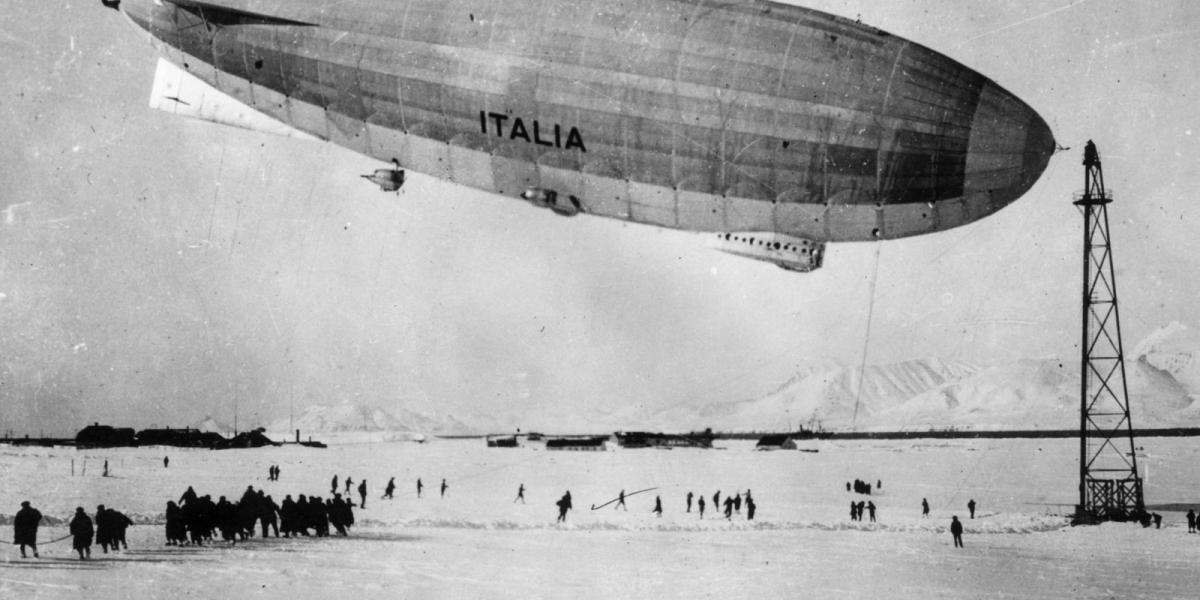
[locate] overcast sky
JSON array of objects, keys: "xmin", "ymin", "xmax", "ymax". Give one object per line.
[{"xmin": 2, "ymin": 1, "xmax": 1198, "ymax": 435}]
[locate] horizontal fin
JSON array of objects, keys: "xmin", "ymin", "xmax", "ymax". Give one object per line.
[{"xmin": 149, "ymin": 57, "xmax": 320, "ymax": 141}]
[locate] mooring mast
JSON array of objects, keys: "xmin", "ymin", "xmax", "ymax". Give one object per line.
[{"xmin": 1074, "ymin": 140, "xmax": 1145, "ymax": 524}]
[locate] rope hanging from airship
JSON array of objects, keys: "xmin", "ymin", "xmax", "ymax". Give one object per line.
[{"xmin": 850, "ymin": 243, "xmax": 884, "ymax": 428}]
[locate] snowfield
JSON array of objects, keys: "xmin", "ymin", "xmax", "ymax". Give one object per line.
[{"xmin": 0, "ymin": 437, "xmax": 1196, "ymax": 598}]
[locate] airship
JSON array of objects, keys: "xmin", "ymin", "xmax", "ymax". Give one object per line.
[{"xmin": 103, "ymin": 0, "xmax": 1054, "ymax": 272}]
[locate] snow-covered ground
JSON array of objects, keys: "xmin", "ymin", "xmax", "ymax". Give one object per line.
[{"xmin": 0, "ymin": 437, "xmax": 1196, "ymax": 598}]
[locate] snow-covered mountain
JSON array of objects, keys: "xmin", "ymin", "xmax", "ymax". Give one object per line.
[
  {"xmin": 647, "ymin": 323, "xmax": 1200, "ymax": 432},
  {"xmin": 266, "ymin": 404, "xmax": 478, "ymax": 436}
]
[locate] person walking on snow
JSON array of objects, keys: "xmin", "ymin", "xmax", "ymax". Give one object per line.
[
  {"xmin": 652, "ymin": 496, "xmax": 662, "ymax": 518},
  {"xmin": 686, "ymin": 491, "xmax": 693, "ymax": 513},
  {"xmin": 967, "ymin": 499, "xmax": 976, "ymax": 519},
  {"xmin": 358, "ymin": 480, "xmax": 367, "ymax": 509},
  {"xmin": 615, "ymin": 489, "xmax": 627, "ymax": 510},
  {"xmin": 441, "ymin": 478, "xmax": 448, "ymax": 498},
  {"xmin": 384, "ymin": 477, "xmax": 395, "ymax": 499},
  {"xmin": 922, "ymin": 498, "xmax": 930, "ymax": 518},
  {"xmin": 13, "ymin": 500, "xmax": 42, "ymax": 558},
  {"xmin": 514, "ymin": 484, "xmax": 526, "ymax": 504},
  {"xmin": 417, "ymin": 478, "xmax": 423, "ymax": 498},
  {"xmin": 1188, "ymin": 509, "xmax": 1196, "ymax": 533},
  {"xmin": 950, "ymin": 515, "xmax": 964, "ymax": 548}
]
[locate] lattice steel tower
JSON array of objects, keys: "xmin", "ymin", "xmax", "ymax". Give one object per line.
[{"xmin": 1074, "ymin": 140, "xmax": 1145, "ymax": 524}]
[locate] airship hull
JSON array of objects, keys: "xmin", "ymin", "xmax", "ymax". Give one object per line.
[{"xmin": 119, "ymin": 0, "xmax": 1054, "ymax": 245}]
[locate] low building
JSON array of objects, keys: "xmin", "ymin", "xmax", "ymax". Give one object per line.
[
  {"xmin": 545, "ymin": 436, "xmax": 608, "ymax": 451},
  {"xmin": 137, "ymin": 427, "xmax": 221, "ymax": 448},
  {"xmin": 755, "ymin": 434, "xmax": 799, "ymax": 450},
  {"xmin": 75, "ymin": 424, "xmax": 137, "ymax": 448},
  {"xmin": 487, "ymin": 435, "xmax": 519, "ymax": 448},
  {"xmin": 614, "ymin": 428, "xmax": 715, "ymax": 449}
]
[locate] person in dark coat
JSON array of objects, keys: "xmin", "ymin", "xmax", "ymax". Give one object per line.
[
  {"xmin": 331, "ymin": 475, "xmax": 338, "ymax": 495},
  {"xmin": 746, "ymin": 496, "xmax": 756, "ymax": 520},
  {"xmin": 686, "ymin": 491, "xmax": 693, "ymax": 513},
  {"xmin": 652, "ymin": 496, "xmax": 662, "ymax": 517},
  {"xmin": 166, "ymin": 501, "xmax": 186, "ymax": 545},
  {"xmin": 556, "ymin": 491, "xmax": 572, "ymax": 522},
  {"xmin": 440, "ymin": 478, "xmax": 448, "ymax": 498},
  {"xmin": 110, "ymin": 508, "xmax": 133, "ymax": 550},
  {"xmin": 698, "ymin": 496, "xmax": 706, "ymax": 518},
  {"xmin": 358, "ymin": 479, "xmax": 367, "ymax": 509},
  {"xmin": 1188, "ymin": 508, "xmax": 1196, "ymax": 533},
  {"xmin": 850, "ymin": 500, "xmax": 858, "ymax": 521},
  {"xmin": 967, "ymin": 499, "xmax": 976, "ymax": 519},
  {"xmin": 615, "ymin": 489, "xmax": 627, "ymax": 510},
  {"xmin": 724, "ymin": 496, "xmax": 734, "ymax": 520},
  {"xmin": 345, "ymin": 476, "xmax": 353, "ymax": 494},
  {"xmin": 922, "ymin": 498, "xmax": 930, "ymax": 518},
  {"xmin": 96, "ymin": 504, "xmax": 114, "ymax": 553},
  {"xmin": 514, "ymin": 483, "xmax": 525, "ymax": 504},
  {"xmin": 950, "ymin": 515, "xmax": 964, "ymax": 548},
  {"xmin": 867, "ymin": 501, "xmax": 876, "ymax": 522},
  {"xmin": 417, "ymin": 478, "xmax": 423, "ymax": 498},
  {"xmin": 384, "ymin": 478, "xmax": 396, "ymax": 500},
  {"xmin": 70, "ymin": 507, "xmax": 94, "ymax": 560},
  {"xmin": 13, "ymin": 500, "xmax": 42, "ymax": 558}
]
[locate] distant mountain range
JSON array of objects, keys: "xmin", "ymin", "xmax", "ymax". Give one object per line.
[
  {"xmin": 648, "ymin": 322, "xmax": 1200, "ymax": 432},
  {"xmin": 244, "ymin": 323, "xmax": 1200, "ymax": 436},
  {"xmin": 265, "ymin": 403, "xmax": 478, "ymax": 436}
]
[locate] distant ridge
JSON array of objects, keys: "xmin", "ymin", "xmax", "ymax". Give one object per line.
[{"xmin": 266, "ymin": 403, "xmax": 478, "ymax": 435}]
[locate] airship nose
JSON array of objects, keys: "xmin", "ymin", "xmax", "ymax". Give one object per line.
[{"xmin": 963, "ymin": 81, "xmax": 1055, "ymax": 211}]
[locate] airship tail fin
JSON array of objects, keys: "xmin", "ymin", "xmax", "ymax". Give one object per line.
[{"xmin": 148, "ymin": 57, "xmax": 320, "ymax": 141}]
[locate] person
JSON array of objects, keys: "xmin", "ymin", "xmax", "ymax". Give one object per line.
[
  {"xmin": 103, "ymin": 459, "xmax": 109, "ymax": 477},
  {"xmin": 166, "ymin": 501, "xmax": 186, "ymax": 545},
  {"xmin": 345, "ymin": 476, "xmax": 353, "ymax": 494},
  {"xmin": 514, "ymin": 483, "xmax": 525, "ymax": 504},
  {"xmin": 1153, "ymin": 513, "xmax": 1163, "ymax": 529},
  {"xmin": 358, "ymin": 479, "xmax": 367, "ymax": 509},
  {"xmin": 441, "ymin": 478, "xmax": 448, "ymax": 498},
  {"xmin": 922, "ymin": 498, "xmax": 930, "ymax": 518},
  {"xmin": 14, "ymin": 500, "xmax": 42, "ymax": 558},
  {"xmin": 746, "ymin": 496, "xmax": 756, "ymax": 520},
  {"xmin": 698, "ymin": 496, "xmax": 706, "ymax": 519},
  {"xmin": 556, "ymin": 491, "xmax": 572, "ymax": 523},
  {"xmin": 164, "ymin": 456, "xmax": 169, "ymax": 468},
  {"xmin": 734, "ymin": 492, "xmax": 742, "ymax": 514},
  {"xmin": 968, "ymin": 499, "xmax": 976, "ymax": 519},
  {"xmin": 1188, "ymin": 509, "xmax": 1196, "ymax": 533},
  {"xmin": 686, "ymin": 491, "xmax": 693, "ymax": 513},
  {"xmin": 652, "ymin": 496, "xmax": 662, "ymax": 517},
  {"xmin": 96, "ymin": 505, "xmax": 114, "ymax": 553},
  {"xmin": 417, "ymin": 478, "xmax": 424, "ymax": 498},
  {"xmin": 713, "ymin": 491, "xmax": 720, "ymax": 509},
  {"xmin": 867, "ymin": 501, "xmax": 876, "ymax": 522},
  {"xmin": 70, "ymin": 507, "xmax": 95, "ymax": 560},
  {"xmin": 109, "ymin": 508, "xmax": 134, "ymax": 550},
  {"xmin": 950, "ymin": 515, "xmax": 963, "ymax": 548},
  {"xmin": 384, "ymin": 477, "xmax": 396, "ymax": 500},
  {"xmin": 615, "ymin": 489, "xmax": 627, "ymax": 510},
  {"xmin": 331, "ymin": 475, "xmax": 338, "ymax": 495},
  {"xmin": 850, "ymin": 500, "xmax": 858, "ymax": 521},
  {"xmin": 877, "ymin": 479, "xmax": 882, "ymax": 490},
  {"xmin": 846, "ymin": 481, "xmax": 851, "ymax": 492},
  {"xmin": 724, "ymin": 496, "xmax": 734, "ymax": 520}
]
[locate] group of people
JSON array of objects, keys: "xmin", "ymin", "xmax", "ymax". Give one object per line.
[
  {"xmin": 682, "ymin": 490, "xmax": 756, "ymax": 520},
  {"xmin": 166, "ymin": 484, "xmax": 356, "ymax": 546},
  {"xmin": 12, "ymin": 500, "xmax": 133, "ymax": 560},
  {"xmin": 267, "ymin": 465, "xmax": 282, "ymax": 481},
  {"xmin": 849, "ymin": 500, "xmax": 877, "ymax": 522},
  {"xmin": 847, "ymin": 479, "xmax": 880, "ymax": 495}
]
